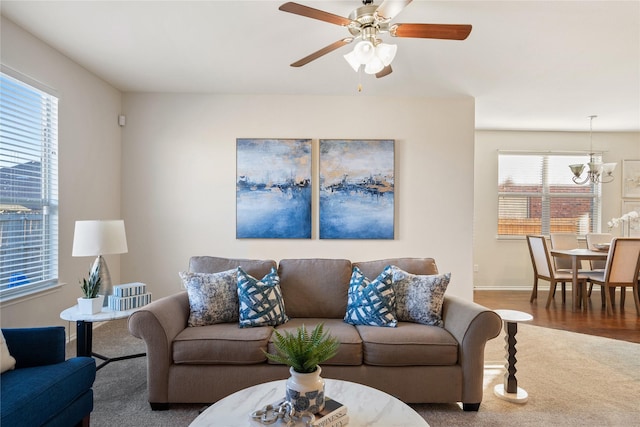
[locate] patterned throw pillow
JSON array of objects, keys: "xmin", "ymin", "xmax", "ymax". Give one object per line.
[
  {"xmin": 344, "ymin": 265, "xmax": 397, "ymax": 327},
  {"xmin": 237, "ymin": 267, "xmax": 288, "ymax": 328},
  {"xmin": 180, "ymin": 269, "xmax": 239, "ymax": 327},
  {"xmin": 391, "ymin": 267, "xmax": 450, "ymax": 327}
]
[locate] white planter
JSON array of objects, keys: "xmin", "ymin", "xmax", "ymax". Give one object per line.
[
  {"xmin": 77, "ymin": 295, "xmax": 104, "ymax": 315},
  {"xmin": 286, "ymin": 366, "xmax": 325, "ymax": 414}
]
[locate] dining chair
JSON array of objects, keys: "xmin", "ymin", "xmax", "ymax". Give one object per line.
[
  {"xmin": 526, "ymin": 235, "xmax": 589, "ymax": 308},
  {"xmin": 585, "ymin": 232, "xmax": 613, "ymax": 302},
  {"xmin": 584, "ymin": 238, "xmax": 640, "ymax": 316},
  {"xmin": 549, "ymin": 232, "xmax": 579, "ymax": 271}
]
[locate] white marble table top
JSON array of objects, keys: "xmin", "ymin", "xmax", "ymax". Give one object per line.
[
  {"xmin": 190, "ymin": 378, "xmax": 429, "ymax": 427},
  {"xmin": 494, "ymin": 309, "xmax": 533, "ymax": 323},
  {"xmin": 59, "ymin": 304, "xmax": 141, "ymax": 322}
]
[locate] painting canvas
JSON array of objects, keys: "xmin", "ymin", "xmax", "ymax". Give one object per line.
[
  {"xmin": 622, "ymin": 159, "xmax": 640, "ymax": 198},
  {"xmin": 319, "ymin": 139, "xmax": 394, "ymax": 239},
  {"xmin": 236, "ymin": 138, "xmax": 311, "ymax": 239}
]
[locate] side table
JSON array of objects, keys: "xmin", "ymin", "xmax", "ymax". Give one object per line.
[
  {"xmin": 493, "ymin": 309, "xmax": 533, "ymax": 403},
  {"xmin": 60, "ymin": 305, "xmax": 145, "ymax": 371}
]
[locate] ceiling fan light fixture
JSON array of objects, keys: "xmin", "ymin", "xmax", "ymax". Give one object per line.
[{"xmin": 375, "ymin": 43, "xmax": 397, "ymax": 66}]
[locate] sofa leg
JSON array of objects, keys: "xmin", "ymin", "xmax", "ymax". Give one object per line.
[
  {"xmin": 463, "ymin": 403, "xmax": 480, "ymax": 411},
  {"xmin": 150, "ymin": 402, "xmax": 170, "ymax": 411},
  {"xmin": 74, "ymin": 414, "xmax": 90, "ymax": 427}
]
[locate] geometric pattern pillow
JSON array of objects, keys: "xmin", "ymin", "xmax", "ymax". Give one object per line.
[
  {"xmin": 344, "ymin": 265, "xmax": 397, "ymax": 327},
  {"xmin": 237, "ymin": 267, "xmax": 288, "ymax": 328},
  {"xmin": 391, "ymin": 266, "xmax": 450, "ymax": 327},
  {"xmin": 179, "ymin": 269, "xmax": 240, "ymax": 327}
]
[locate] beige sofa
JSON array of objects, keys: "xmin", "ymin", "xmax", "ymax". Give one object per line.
[{"xmin": 129, "ymin": 256, "xmax": 502, "ymax": 411}]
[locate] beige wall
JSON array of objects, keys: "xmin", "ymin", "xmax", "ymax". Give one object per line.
[
  {"xmin": 474, "ymin": 130, "xmax": 640, "ymax": 289},
  {"xmin": 0, "ymin": 17, "xmax": 123, "ymax": 330},
  {"xmin": 120, "ymin": 93, "xmax": 476, "ymax": 301}
]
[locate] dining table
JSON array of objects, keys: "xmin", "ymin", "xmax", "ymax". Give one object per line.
[{"xmin": 549, "ymin": 248, "xmax": 609, "ymax": 311}]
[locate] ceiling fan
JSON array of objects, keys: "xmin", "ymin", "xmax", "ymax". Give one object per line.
[{"xmin": 279, "ymin": 0, "xmax": 472, "ymax": 78}]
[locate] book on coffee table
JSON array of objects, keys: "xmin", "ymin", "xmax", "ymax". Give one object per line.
[{"xmin": 312, "ymin": 397, "xmax": 348, "ymax": 427}]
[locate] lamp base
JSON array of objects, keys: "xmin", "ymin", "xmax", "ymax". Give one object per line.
[{"xmin": 91, "ymin": 256, "xmax": 112, "ymax": 307}]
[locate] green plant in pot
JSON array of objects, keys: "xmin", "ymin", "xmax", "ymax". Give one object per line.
[
  {"xmin": 77, "ymin": 265, "xmax": 103, "ymax": 314},
  {"xmin": 264, "ymin": 323, "xmax": 339, "ymax": 414}
]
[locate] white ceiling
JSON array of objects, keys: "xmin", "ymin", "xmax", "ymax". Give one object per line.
[{"xmin": 2, "ymin": 1, "xmax": 639, "ymax": 131}]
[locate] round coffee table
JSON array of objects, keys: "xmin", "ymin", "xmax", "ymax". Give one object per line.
[{"xmin": 189, "ymin": 378, "xmax": 429, "ymax": 427}]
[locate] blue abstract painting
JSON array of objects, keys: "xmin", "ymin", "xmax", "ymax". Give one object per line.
[
  {"xmin": 236, "ymin": 139, "xmax": 312, "ymax": 239},
  {"xmin": 319, "ymin": 139, "xmax": 395, "ymax": 239}
]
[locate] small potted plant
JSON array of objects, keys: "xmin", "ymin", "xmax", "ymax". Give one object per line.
[
  {"xmin": 77, "ymin": 266, "xmax": 103, "ymax": 314},
  {"xmin": 264, "ymin": 323, "xmax": 339, "ymax": 414}
]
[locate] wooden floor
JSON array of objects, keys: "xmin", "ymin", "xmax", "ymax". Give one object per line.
[{"xmin": 474, "ymin": 289, "xmax": 640, "ymax": 344}]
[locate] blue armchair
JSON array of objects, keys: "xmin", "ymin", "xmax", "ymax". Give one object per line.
[{"xmin": 1, "ymin": 326, "xmax": 96, "ymax": 427}]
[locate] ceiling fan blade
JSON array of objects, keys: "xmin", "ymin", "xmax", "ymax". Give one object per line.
[
  {"xmin": 279, "ymin": 2, "xmax": 352, "ymax": 27},
  {"xmin": 290, "ymin": 38, "xmax": 354, "ymax": 67},
  {"xmin": 391, "ymin": 23, "xmax": 472, "ymax": 40},
  {"xmin": 376, "ymin": 65, "xmax": 393, "ymax": 78},
  {"xmin": 375, "ymin": 0, "xmax": 413, "ymax": 22}
]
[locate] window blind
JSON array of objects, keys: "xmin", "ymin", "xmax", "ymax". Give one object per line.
[
  {"xmin": 498, "ymin": 152, "xmax": 601, "ymax": 236},
  {"xmin": 0, "ymin": 71, "xmax": 59, "ymax": 300}
]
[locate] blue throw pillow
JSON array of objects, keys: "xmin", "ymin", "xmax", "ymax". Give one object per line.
[
  {"xmin": 237, "ymin": 267, "xmax": 288, "ymax": 328},
  {"xmin": 344, "ymin": 265, "xmax": 397, "ymax": 327}
]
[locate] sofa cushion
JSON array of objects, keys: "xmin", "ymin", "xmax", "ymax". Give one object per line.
[
  {"xmin": 189, "ymin": 256, "xmax": 277, "ymax": 279},
  {"xmin": 0, "ymin": 357, "xmax": 96, "ymax": 427},
  {"xmin": 353, "ymin": 258, "xmax": 439, "ymax": 280},
  {"xmin": 278, "ymin": 259, "xmax": 352, "ymax": 318},
  {"xmin": 356, "ymin": 322, "xmax": 458, "ymax": 366},
  {"xmin": 344, "ymin": 266, "xmax": 397, "ymax": 327},
  {"xmin": 173, "ymin": 323, "xmax": 272, "ymax": 364},
  {"xmin": 269, "ymin": 318, "xmax": 362, "ymax": 366},
  {"xmin": 1, "ymin": 330, "xmax": 16, "ymax": 373},
  {"xmin": 391, "ymin": 268, "xmax": 450, "ymax": 327},
  {"xmin": 180, "ymin": 269, "xmax": 239, "ymax": 327},
  {"xmin": 238, "ymin": 267, "xmax": 288, "ymax": 328}
]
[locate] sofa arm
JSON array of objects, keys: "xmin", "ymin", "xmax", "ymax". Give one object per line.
[
  {"xmin": 2, "ymin": 327, "xmax": 65, "ymax": 368},
  {"xmin": 441, "ymin": 295, "xmax": 501, "ymax": 408},
  {"xmin": 128, "ymin": 291, "xmax": 189, "ymax": 406}
]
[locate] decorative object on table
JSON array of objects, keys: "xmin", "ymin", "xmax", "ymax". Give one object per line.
[
  {"xmin": 264, "ymin": 323, "xmax": 339, "ymax": 414},
  {"xmin": 72, "ymin": 219, "xmax": 128, "ymax": 306},
  {"xmin": 250, "ymin": 398, "xmax": 314, "ymax": 426},
  {"xmin": 569, "ymin": 115, "xmax": 616, "ymax": 185},
  {"xmin": 607, "ymin": 210, "xmax": 640, "ymax": 237},
  {"xmin": 108, "ymin": 282, "xmax": 152, "ymax": 311},
  {"xmin": 319, "ymin": 139, "xmax": 394, "ymax": 239},
  {"xmin": 311, "ymin": 396, "xmax": 348, "ymax": 427},
  {"xmin": 77, "ymin": 265, "xmax": 103, "ymax": 314},
  {"xmin": 622, "ymin": 159, "xmax": 640, "ymax": 198},
  {"xmin": 236, "ymin": 138, "xmax": 312, "ymax": 239}
]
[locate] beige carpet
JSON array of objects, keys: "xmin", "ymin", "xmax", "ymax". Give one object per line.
[{"xmin": 77, "ymin": 319, "xmax": 640, "ymax": 427}]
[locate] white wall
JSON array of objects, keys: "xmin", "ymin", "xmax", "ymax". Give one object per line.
[
  {"xmin": 120, "ymin": 93, "xmax": 476, "ymax": 300},
  {"xmin": 474, "ymin": 130, "xmax": 640, "ymax": 289},
  {"xmin": 0, "ymin": 17, "xmax": 123, "ymax": 329}
]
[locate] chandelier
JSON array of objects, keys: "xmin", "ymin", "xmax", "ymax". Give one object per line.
[
  {"xmin": 569, "ymin": 115, "xmax": 616, "ymax": 185},
  {"xmin": 343, "ymin": 27, "xmax": 397, "ymax": 75}
]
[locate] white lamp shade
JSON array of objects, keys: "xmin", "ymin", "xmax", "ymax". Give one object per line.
[
  {"xmin": 376, "ymin": 43, "xmax": 397, "ymax": 66},
  {"xmin": 72, "ymin": 220, "xmax": 128, "ymax": 256},
  {"xmin": 353, "ymin": 40, "xmax": 375, "ymax": 63},
  {"xmin": 602, "ymin": 162, "xmax": 617, "ymax": 175},
  {"xmin": 343, "ymin": 50, "xmax": 361, "ymax": 72},
  {"xmin": 364, "ymin": 56, "xmax": 385, "ymax": 74}
]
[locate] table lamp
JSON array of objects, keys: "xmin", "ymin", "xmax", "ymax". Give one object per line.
[{"xmin": 72, "ymin": 220, "xmax": 128, "ymax": 306}]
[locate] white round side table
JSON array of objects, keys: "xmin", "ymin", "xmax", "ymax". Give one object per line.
[{"xmin": 493, "ymin": 309, "xmax": 533, "ymax": 404}]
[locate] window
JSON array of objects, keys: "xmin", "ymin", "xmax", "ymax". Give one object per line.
[
  {"xmin": 498, "ymin": 152, "xmax": 601, "ymax": 237},
  {"xmin": 0, "ymin": 69, "xmax": 58, "ymax": 301}
]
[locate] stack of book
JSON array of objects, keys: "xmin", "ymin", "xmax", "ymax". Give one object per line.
[
  {"xmin": 312, "ymin": 397, "xmax": 348, "ymax": 427},
  {"xmin": 108, "ymin": 282, "xmax": 152, "ymax": 311}
]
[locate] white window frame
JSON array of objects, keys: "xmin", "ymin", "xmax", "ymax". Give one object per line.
[
  {"xmin": 0, "ymin": 67, "xmax": 59, "ymax": 301},
  {"xmin": 497, "ymin": 151, "xmax": 602, "ymax": 238}
]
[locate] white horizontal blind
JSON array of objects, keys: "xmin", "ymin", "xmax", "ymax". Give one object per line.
[
  {"xmin": 498, "ymin": 152, "xmax": 601, "ymax": 236},
  {"xmin": 0, "ymin": 71, "xmax": 59, "ymax": 300}
]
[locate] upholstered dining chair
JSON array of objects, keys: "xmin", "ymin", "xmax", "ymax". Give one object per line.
[
  {"xmin": 549, "ymin": 232, "xmax": 579, "ymax": 271},
  {"xmin": 584, "ymin": 238, "xmax": 640, "ymax": 316},
  {"xmin": 585, "ymin": 232, "xmax": 613, "ymax": 302},
  {"xmin": 526, "ymin": 235, "xmax": 589, "ymax": 308}
]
